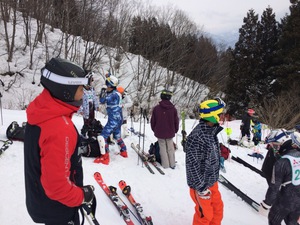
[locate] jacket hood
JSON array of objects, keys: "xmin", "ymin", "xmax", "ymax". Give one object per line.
[
  {"xmin": 158, "ymin": 99, "xmax": 174, "ymax": 109},
  {"xmin": 26, "ymin": 89, "xmax": 79, "ymax": 125}
]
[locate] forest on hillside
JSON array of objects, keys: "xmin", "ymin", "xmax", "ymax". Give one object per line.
[{"xmin": 0, "ymin": 0, "xmax": 299, "ymax": 129}]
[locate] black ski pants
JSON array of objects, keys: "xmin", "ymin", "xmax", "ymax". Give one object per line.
[{"xmin": 268, "ymin": 197, "xmax": 300, "ymax": 225}]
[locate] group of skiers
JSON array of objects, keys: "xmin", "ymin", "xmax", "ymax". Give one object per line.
[
  {"xmin": 23, "ymin": 57, "xmax": 180, "ymax": 225},
  {"xmin": 22, "ymin": 57, "xmax": 300, "ymax": 225},
  {"xmin": 76, "ymin": 71, "xmax": 134, "ymax": 165}
]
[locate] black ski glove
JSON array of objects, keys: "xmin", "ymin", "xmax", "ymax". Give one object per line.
[
  {"xmin": 99, "ymin": 86, "xmax": 107, "ymax": 99},
  {"xmin": 82, "ymin": 185, "xmax": 95, "ymax": 205},
  {"xmin": 82, "ymin": 195, "xmax": 97, "ymax": 216}
]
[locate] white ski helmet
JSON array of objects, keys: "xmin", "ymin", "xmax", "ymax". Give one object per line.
[
  {"xmin": 105, "ymin": 75, "xmax": 118, "ymax": 88},
  {"xmin": 265, "ymin": 129, "xmax": 291, "ymax": 144},
  {"xmin": 291, "ymin": 131, "xmax": 300, "ymax": 148}
]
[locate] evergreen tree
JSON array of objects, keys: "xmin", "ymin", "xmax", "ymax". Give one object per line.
[
  {"xmin": 253, "ymin": 7, "xmax": 279, "ymax": 100},
  {"xmin": 271, "ymin": 0, "xmax": 300, "ymax": 94},
  {"xmin": 226, "ymin": 9, "xmax": 261, "ymax": 116}
]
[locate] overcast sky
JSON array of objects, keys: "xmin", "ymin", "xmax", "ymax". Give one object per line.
[{"xmin": 142, "ymin": 0, "xmax": 291, "ymax": 44}]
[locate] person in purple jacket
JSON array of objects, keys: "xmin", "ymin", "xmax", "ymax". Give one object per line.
[{"xmin": 150, "ymin": 89, "xmax": 179, "ymax": 169}]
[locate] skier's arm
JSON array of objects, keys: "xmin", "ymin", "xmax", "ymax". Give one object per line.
[
  {"xmin": 264, "ymin": 159, "xmax": 288, "ymax": 205},
  {"xmin": 186, "ymin": 135, "xmax": 209, "ymax": 192}
]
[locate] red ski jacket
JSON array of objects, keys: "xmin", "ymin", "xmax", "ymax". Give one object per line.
[{"xmin": 24, "ymin": 89, "xmax": 84, "ymax": 223}]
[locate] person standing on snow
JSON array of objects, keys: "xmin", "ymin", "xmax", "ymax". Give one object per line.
[
  {"xmin": 117, "ymin": 86, "xmax": 133, "ymax": 138},
  {"xmin": 240, "ymin": 108, "xmax": 255, "ymax": 142},
  {"xmin": 150, "ymin": 89, "xmax": 179, "ymax": 169},
  {"xmin": 78, "ymin": 73, "xmax": 99, "ymax": 138},
  {"xmin": 94, "ymin": 74, "xmax": 128, "ymax": 165},
  {"xmin": 251, "ymin": 119, "xmax": 262, "ymax": 145},
  {"xmin": 24, "ymin": 58, "xmax": 96, "ymax": 225},
  {"xmin": 185, "ymin": 98, "xmax": 225, "ymax": 225},
  {"xmin": 259, "ymin": 131, "xmax": 300, "ymax": 225}
]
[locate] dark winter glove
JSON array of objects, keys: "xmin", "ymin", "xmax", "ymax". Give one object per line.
[
  {"xmin": 99, "ymin": 85, "xmax": 107, "ymax": 99},
  {"xmin": 197, "ymin": 189, "xmax": 211, "ymax": 200},
  {"xmin": 258, "ymin": 201, "xmax": 271, "ymax": 217},
  {"xmin": 82, "ymin": 195, "xmax": 97, "ymax": 216},
  {"xmin": 82, "ymin": 185, "xmax": 95, "ymax": 205}
]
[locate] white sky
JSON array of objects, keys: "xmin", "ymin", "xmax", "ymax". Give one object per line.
[{"xmin": 143, "ymin": 0, "xmax": 291, "ymax": 35}]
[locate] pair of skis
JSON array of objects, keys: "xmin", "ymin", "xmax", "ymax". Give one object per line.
[
  {"xmin": 218, "ymin": 174, "xmax": 260, "ymax": 211},
  {"xmin": 94, "ymin": 172, "xmax": 153, "ymax": 225},
  {"xmin": 0, "ymin": 139, "xmax": 13, "ymax": 156},
  {"xmin": 131, "ymin": 143, "xmax": 165, "ymax": 175},
  {"xmin": 231, "ymin": 155, "xmax": 265, "ymax": 178}
]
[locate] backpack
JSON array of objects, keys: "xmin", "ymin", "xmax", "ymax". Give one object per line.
[
  {"xmin": 220, "ymin": 144, "xmax": 231, "ymax": 160},
  {"xmin": 82, "ymin": 119, "xmax": 103, "ymax": 138},
  {"xmin": 228, "ymin": 138, "xmax": 239, "ymax": 146},
  {"xmin": 6, "ymin": 121, "xmax": 26, "ymax": 141},
  {"xmin": 80, "ymin": 136, "xmax": 101, "ymax": 158},
  {"xmin": 148, "ymin": 141, "xmax": 161, "ymax": 164}
]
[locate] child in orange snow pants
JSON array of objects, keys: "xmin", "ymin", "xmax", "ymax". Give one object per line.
[{"xmin": 190, "ymin": 182, "xmax": 223, "ymax": 225}]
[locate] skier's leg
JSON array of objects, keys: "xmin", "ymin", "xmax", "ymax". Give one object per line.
[
  {"xmin": 93, "ymin": 121, "xmax": 114, "ymax": 164},
  {"xmin": 189, "ymin": 183, "xmax": 223, "ymax": 225},
  {"xmin": 268, "ymin": 202, "xmax": 289, "ymax": 225},
  {"xmin": 158, "ymin": 139, "xmax": 169, "ymax": 168},
  {"xmin": 210, "ymin": 182, "xmax": 224, "ymax": 225},
  {"xmin": 113, "ymin": 123, "xmax": 128, "ymax": 157},
  {"xmin": 166, "ymin": 138, "xmax": 176, "ymax": 168}
]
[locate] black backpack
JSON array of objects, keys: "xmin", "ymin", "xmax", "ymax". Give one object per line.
[
  {"xmin": 148, "ymin": 141, "xmax": 161, "ymax": 164},
  {"xmin": 6, "ymin": 121, "xmax": 26, "ymax": 141},
  {"xmin": 82, "ymin": 119, "xmax": 103, "ymax": 138},
  {"xmin": 79, "ymin": 136, "xmax": 101, "ymax": 158}
]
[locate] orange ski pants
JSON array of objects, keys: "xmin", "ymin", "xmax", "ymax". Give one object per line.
[{"xmin": 190, "ymin": 182, "xmax": 223, "ymax": 225}]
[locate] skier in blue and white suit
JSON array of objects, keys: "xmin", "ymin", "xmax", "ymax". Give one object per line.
[{"xmin": 94, "ymin": 74, "xmax": 128, "ymax": 165}]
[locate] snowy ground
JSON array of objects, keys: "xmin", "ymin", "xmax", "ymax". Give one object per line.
[{"xmin": 0, "ymin": 109, "xmax": 270, "ymax": 225}]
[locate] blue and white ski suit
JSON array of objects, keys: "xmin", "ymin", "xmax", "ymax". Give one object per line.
[{"xmin": 100, "ymin": 89, "xmax": 126, "ymax": 151}]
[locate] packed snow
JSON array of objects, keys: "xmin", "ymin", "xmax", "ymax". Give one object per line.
[{"xmin": 0, "ymin": 108, "xmax": 271, "ymax": 225}]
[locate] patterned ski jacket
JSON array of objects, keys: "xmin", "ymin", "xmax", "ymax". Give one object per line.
[
  {"xmin": 264, "ymin": 149, "xmax": 300, "ymax": 206},
  {"xmin": 185, "ymin": 119, "xmax": 223, "ymax": 192},
  {"xmin": 24, "ymin": 89, "xmax": 84, "ymax": 224},
  {"xmin": 78, "ymin": 87, "xmax": 99, "ymax": 119}
]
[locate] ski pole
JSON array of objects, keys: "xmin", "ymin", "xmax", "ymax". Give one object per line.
[
  {"xmin": 0, "ymin": 92, "xmax": 3, "ymax": 125},
  {"xmin": 130, "ymin": 109, "xmax": 134, "ymax": 136},
  {"xmin": 82, "ymin": 204, "xmax": 100, "ymax": 225},
  {"xmin": 137, "ymin": 107, "xmax": 143, "ymax": 165},
  {"xmin": 142, "ymin": 109, "xmax": 147, "ymax": 155}
]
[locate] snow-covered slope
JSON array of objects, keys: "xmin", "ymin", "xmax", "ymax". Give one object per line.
[{"xmin": 0, "ymin": 109, "xmax": 269, "ymax": 225}]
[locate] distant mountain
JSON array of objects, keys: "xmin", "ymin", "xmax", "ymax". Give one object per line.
[{"xmin": 208, "ymin": 30, "xmax": 239, "ymax": 49}]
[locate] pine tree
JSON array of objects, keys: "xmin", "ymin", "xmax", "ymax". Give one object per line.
[
  {"xmin": 254, "ymin": 6, "xmax": 279, "ymax": 100},
  {"xmin": 271, "ymin": 1, "xmax": 300, "ymax": 94},
  {"xmin": 226, "ymin": 9, "xmax": 261, "ymax": 116}
]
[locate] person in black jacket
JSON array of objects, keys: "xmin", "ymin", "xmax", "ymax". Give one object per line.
[
  {"xmin": 261, "ymin": 129, "xmax": 291, "ymax": 185},
  {"xmin": 259, "ymin": 131, "xmax": 300, "ymax": 225},
  {"xmin": 240, "ymin": 108, "xmax": 255, "ymax": 142}
]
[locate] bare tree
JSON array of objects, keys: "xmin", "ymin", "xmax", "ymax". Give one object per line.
[
  {"xmin": 0, "ymin": 0, "xmax": 17, "ymax": 62},
  {"xmin": 255, "ymin": 85, "xmax": 300, "ymax": 130}
]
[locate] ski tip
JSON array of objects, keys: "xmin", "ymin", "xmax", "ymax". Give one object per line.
[
  {"xmin": 119, "ymin": 180, "xmax": 127, "ymax": 188},
  {"xmin": 94, "ymin": 172, "xmax": 101, "ymax": 178}
]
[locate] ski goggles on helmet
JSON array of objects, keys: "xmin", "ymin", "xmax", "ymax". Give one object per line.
[{"xmin": 42, "ymin": 68, "xmax": 92, "ymax": 86}]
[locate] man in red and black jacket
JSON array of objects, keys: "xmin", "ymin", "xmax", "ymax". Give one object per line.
[{"xmin": 24, "ymin": 58, "xmax": 95, "ymax": 225}]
